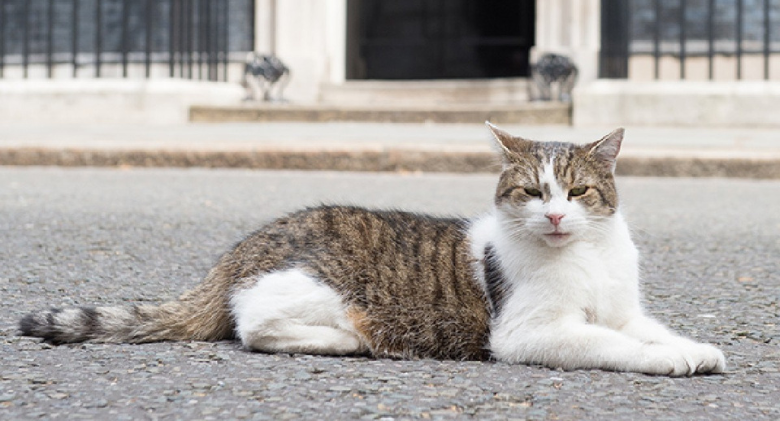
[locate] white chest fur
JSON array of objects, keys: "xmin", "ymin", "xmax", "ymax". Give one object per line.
[{"xmin": 469, "ymin": 210, "xmax": 642, "ymax": 353}]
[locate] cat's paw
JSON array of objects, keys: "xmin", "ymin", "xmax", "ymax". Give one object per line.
[
  {"xmin": 641, "ymin": 342, "xmax": 726, "ymax": 376},
  {"xmin": 641, "ymin": 344, "xmax": 697, "ymax": 377},
  {"xmin": 678, "ymin": 342, "xmax": 726, "ymax": 375}
]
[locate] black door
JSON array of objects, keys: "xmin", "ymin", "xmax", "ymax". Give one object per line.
[{"xmin": 347, "ymin": 0, "xmax": 535, "ymax": 80}]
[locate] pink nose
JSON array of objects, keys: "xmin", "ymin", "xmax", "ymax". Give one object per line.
[{"xmin": 546, "ymin": 213, "xmax": 565, "ymax": 226}]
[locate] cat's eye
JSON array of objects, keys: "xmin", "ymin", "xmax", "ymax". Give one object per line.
[
  {"xmin": 524, "ymin": 187, "xmax": 542, "ymax": 197},
  {"xmin": 569, "ymin": 186, "xmax": 589, "ymax": 197}
]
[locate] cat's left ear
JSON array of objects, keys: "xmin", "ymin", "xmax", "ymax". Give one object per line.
[{"xmin": 585, "ymin": 128, "xmax": 624, "ymax": 173}]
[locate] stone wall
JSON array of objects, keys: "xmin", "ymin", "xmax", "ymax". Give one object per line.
[{"xmin": 573, "ymin": 80, "xmax": 780, "ymax": 128}]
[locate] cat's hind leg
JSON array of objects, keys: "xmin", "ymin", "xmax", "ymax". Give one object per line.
[{"xmin": 230, "ymin": 269, "xmax": 368, "ymax": 356}]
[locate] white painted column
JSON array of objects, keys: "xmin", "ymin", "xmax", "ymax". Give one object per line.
[
  {"xmin": 325, "ymin": 0, "xmax": 347, "ymax": 85},
  {"xmin": 271, "ymin": 0, "xmax": 347, "ymax": 102},
  {"xmin": 254, "ymin": 0, "xmax": 276, "ymax": 54},
  {"xmin": 533, "ymin": 0, "xmax": 601, "ymax": 83}
]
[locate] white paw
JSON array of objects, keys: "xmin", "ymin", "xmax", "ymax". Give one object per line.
[
  {"xmin": 678, "ymin": 342, "xmax": 726, "ymax": 375},
  {"xmin": 641, "ymin": 342, "xmax": 726, "ymax": 377},
  {"xmin": 642, "ymin": 344, "xmax": 696, "ymax": 377}
]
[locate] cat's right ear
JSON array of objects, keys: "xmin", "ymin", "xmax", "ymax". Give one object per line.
[{"xmin": 485, "ymin": 121, "xmax": 528, "ymax": 163}]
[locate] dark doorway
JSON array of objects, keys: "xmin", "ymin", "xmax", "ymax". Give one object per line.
[{"xmin": 347, "ymin": 0, "xmax": 535, "ymax": 80}]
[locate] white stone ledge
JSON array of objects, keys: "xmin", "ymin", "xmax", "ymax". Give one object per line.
[
  {"xmin": 573, "ymin": 80, "xmax": 780, "ymax": 128},
  {"xmin": 0, "ymin": 79, "xmax": 244, "ymax": 125}
]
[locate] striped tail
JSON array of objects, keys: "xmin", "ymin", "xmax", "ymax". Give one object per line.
[{"xmin": 19, "ymin": 284, "xmax": 234, "ymax": 344}]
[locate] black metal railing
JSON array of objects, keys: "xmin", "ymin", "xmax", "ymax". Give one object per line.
[
  {"xmin": 0, "ymin": 0, "xmax": 255, "ymax": 80},
  {"xmin": 601, "ymin": 0, "xmax": 779, "ymax": 80}
]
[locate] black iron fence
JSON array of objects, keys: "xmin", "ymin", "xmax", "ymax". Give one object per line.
[
  {"xmin": 601, "ymin": 0, "xmax": 779, "ymax": 80},
  {"xmin": 0, "ymin": 0, "xmax": 255, "ymax": 80}
]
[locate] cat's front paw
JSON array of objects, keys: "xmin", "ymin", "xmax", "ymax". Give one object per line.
[
  {"xmin": 641, "ymin": 342, "xmax": 726, "ymax": 377},
  {"xmin": 679, "ymin": 342, "xmax": 726, "ymax": 375},
  {"xmin": 641, "ymin": 344, "xmax": 696, "ymax": 377}
]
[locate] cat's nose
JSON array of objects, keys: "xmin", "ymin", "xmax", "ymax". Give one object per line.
[{"xmin": 545, "ymin": 213, "xmax": 565, "ymax": 226}]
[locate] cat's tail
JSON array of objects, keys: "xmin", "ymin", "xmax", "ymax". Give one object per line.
[{"xmin": 18, "ymin": 272, "xmax": 234, "ymax": 344}]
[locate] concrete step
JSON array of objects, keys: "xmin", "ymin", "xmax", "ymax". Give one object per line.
[
  {"xmin": 3, "ymin": 122, "xmax": 779, "ymax": 178},
  {"xmin": 4, "ymin": 146, "xmax": 780, "ymax": 178},
  {"xmin": 189, "ymin": 102, "xmax": 571, "ymax": 125},
  {"xmin": 319, "ymin": 79, "xmax": 530, "ymax": 105}
]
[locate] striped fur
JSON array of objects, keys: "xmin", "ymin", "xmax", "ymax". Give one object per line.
[
  {"xmin": 19, "ymin": 276, "xmax": 235, "ymax": 344},
  {"xmin": 19, "ymin": 206, "xmax": 491, "ymax": 359}
]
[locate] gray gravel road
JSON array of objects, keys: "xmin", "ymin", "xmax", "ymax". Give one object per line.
[{"xmin": 1, "ymin": 167, "xmax": 779, "ymax": 420}]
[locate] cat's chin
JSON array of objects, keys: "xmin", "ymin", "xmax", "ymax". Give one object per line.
[{"xmin": 541, "ymin": 233, "xmax": 573, "ymax": 248}]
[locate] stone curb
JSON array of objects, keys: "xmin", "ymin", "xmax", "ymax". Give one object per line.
[{"xmin": 1, "ymin": 147, "xmax": 779, "ymax": 179}]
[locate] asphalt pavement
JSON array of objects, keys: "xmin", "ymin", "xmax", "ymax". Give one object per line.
[{"xmin": 1, "ymin": 167, "xmax": 778, "ymax": 420}]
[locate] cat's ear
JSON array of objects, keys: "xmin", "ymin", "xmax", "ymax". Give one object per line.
[
  {"xmin": 485, "ymin": 121, "xmax": 529, "ymax": 162},
  {"xmin": 585, "ymin": 128, "xmax": 624, "ymax": 173}
]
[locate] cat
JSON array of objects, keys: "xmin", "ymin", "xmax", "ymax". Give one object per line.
[{"xmin": 19, "ymin": 123, "xmax": 726, "ymax": 376}]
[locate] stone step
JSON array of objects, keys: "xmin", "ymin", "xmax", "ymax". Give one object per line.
[
  {"xmin": 4, "ymin": 147, "xmax": 779, "ymax": 178},
  {"xmin": 189, "ymin": 102, "xmax": 571, "ymax": 125},
  {"xmin": 319, "ymin": 79, "xmax": 530, "ymax": 105}
]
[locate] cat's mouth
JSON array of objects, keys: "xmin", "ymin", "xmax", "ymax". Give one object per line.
[
  {"xmin": 542, "ymin": 231, "xmax": 572, "ymax": 247},
  {"xmin": 543, "ymin": 231, "xmax": 572, "ymax": 243},
  {"xmin": 545, "ymin": 232, "xmax": 570, "ymax": 239}
]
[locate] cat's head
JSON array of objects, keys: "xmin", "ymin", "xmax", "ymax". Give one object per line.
[{"xmin": 487, "ymin": 122, "xmax": 623, "ymax": 248}]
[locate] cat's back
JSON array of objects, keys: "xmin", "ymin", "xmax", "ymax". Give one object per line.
[
  {"xmin": 242, "ymin": 205, "xmax": 468, "ymax": 258},
  {"xmin": 271, "ymin": 206, "xmax": 484, "ymax": 312}
]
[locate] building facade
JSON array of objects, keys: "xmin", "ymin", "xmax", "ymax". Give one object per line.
[
  {"xmin": 252, "ymin": 0, "xmax": 602, "ymax": 102},
  {"xmin": 254, "ymin": 0, "xmax": 780, "ymax": 128},
  {"xmin": 1, "ymin": 0, "xmax": 778, "ymax": 126}
]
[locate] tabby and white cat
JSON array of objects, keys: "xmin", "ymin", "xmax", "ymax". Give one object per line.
[{"xmin": 20, "ymin": 123, "xmax": 726, "ymax": 376}]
